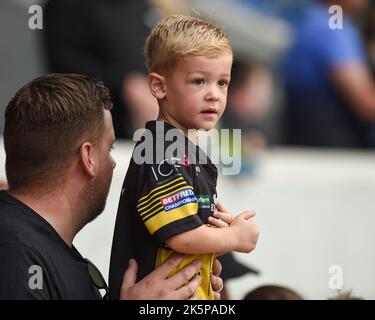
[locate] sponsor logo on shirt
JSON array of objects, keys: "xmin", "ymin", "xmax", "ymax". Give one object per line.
[
  {"xmin": 196, "ymin": 194, "xmax": 211, "ymax": 209},
  {"xmin": 196, "ymin": 195, "xmax": 210, "ymax": 204},
  {"xmin": 151, "ymin": 158, "xmax": 182, "ymax": 181},
  {"xmin": 160, "ymin": 188, "xmax": 197, "ymax": 212}
]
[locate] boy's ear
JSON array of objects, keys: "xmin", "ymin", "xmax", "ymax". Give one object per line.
[{"xmin": 148, "ymin": 72, "xmax": 166, "ymax": 99}]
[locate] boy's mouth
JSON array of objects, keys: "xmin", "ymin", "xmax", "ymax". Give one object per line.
[{"xmin": 201, "ymin": 109, "xmax": 218, "ymax": 115}]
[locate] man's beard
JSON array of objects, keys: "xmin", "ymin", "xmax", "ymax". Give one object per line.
[{"xmin": 80, "ymin": 169, "xmax": 113, "ymax": 227}]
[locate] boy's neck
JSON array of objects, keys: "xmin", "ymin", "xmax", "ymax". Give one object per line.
[{"xmin": 157, "ymin": 113, "xmax": 197, "ymax": 144}]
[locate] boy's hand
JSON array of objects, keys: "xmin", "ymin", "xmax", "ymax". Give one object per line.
[
  {"xmin": 230, "ymin": 210, "xmax": 259, "ymax": 253},
  {"xmin": 208, "ymin": 202, "xmax": 234, "ymax": 228}
]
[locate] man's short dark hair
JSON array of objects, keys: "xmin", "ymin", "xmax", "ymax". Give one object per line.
[{"xmin": 4, "ymin": 73, "xmax": 113, "ymax": 190}]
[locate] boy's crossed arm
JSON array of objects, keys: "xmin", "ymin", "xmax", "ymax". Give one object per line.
[{"xmin": 166, "ymin": 202, "xmax": 259, "ymax": 255}]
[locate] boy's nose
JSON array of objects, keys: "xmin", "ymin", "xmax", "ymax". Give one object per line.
[{"xmin": 206, "ymin": 84, "xmax": 220, "ymax": 101}]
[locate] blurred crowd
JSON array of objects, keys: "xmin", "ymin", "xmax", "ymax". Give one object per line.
[
  {"xmin": 1, "ymin": 0, "xmax": 375, "ymax": 147},
  {"xmin": 241, "ymin": 284, "xmax": 363, "ymax": 300},
  {"xmin": 39, "ymin": 0, "xmax": 375, "ymax": 150}
]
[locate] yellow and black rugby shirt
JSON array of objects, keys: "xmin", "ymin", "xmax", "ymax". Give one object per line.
[{"xmin": 109, "ymin": 121, "xmax": 218, "ymax": 300}]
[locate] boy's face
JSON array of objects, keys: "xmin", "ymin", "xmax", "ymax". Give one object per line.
[{"xmin": 160, "ymin": 53, "xmax": 232, "ymax": 132}]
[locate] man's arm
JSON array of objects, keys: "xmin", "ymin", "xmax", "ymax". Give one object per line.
[
  {"xmin": 330, "ymin": 64, "xmax": 375, "ymax": 121},
  {"xmin": 165, "ymin": 210, "xmax": 259, "ymax": 255},
  {"xmin": 0, "ymin": 244, "xmax": 51, "ymax": 299}
]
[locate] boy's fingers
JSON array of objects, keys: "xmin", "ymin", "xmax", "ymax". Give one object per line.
[
  {"xmin": 216, "ymin": 201, "xmax": 229, "ymax": 214},
  {"xmin": 213, "ymin": 210, "xmax": 233, "ymax": 224},
  {"xmin": 208, "ymin": 216, "xmax": 229, "ymax": 228},
  {"xmin": 240, "ymin": 210, "xmax": 256, "ymax": 220}
]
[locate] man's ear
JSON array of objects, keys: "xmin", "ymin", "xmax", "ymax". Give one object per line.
[
  {"xmin": 148, "ymin": 72, "xmax": 167, "ymax": 99},
  {"xmin": 79, "ymin": 142, "xmax": 96, "ymax": 178}
]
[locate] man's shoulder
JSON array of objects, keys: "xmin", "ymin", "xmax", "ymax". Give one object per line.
[
  {"xmin": 0, "ymin": 197, "xmax": 28, "ymax": 242},
  {"xmin": 0, "ymin": 241, "xmax": 45, "ymax": 284},
  {"xmin": 0, "ymin": 241, "xmax": 40, "ymax": 260},
  {"xmin": 0, "ymin": 242, "xmax": 51, "ymax": 299},
  {"xmin": 0, "ymin": 194, "xmax": 57, "ymax": 253}
]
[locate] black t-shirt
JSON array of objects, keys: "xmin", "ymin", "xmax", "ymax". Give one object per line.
[
  {"xmin": 0, "ymin": 191, "xmax": 102, "ymax": 300},
  {"xmin": 109, "ymin": 121, "xmax": 219, "ymax": 299}
]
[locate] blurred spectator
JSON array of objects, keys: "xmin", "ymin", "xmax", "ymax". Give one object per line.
[
  {"xmin": 243, "ymin": 284, "xmax": 303, "ymax": 300},
  {"xmin": 221, "ymin": 59, "xmax": 272, "ymax": 175},
  {"xmin": 218, "ymin": 252, "xmax": 259, "ymax": 300},
  {"xmin": 363, "ymin": 0, "xmax": 375, "ymax": 75},
  {"xmin": 43, "ymin": 0, "xmax": 158, "ymax": 139},
  {"xmin": 328, "ymin": 290, "xmax": 363, "ymax": 300},
  {"xmin": 237, "ymin": 0, "xmax": 309, "ymax": 27},
  {"xmin": 223, "ymin": 60, "xmax": 272, "ymax": 132},
  {"xmin": 363, "ymin": 1, "xmax": 375, "ymax": 146},
  {"xmin": 283, "ymin": 0, "xmax": 375, "ymax": 148},
  {"xmin": 148, "ymin": 0, "xmax": 188, "ymax": 16}
]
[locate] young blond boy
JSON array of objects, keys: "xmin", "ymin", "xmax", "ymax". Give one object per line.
[{"xmin": 109, "ymin": 15, "xmax": 259, "ymax": 300}]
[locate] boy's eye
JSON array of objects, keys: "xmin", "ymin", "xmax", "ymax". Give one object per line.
[
  {"xmin": 218, "ymin": 80, "xmax": 229, "ymax": 87},
  {"xmin": 109, "ymin": 145, "xmax": 115, "ymax": 152},
  {"xmin": 192, "ymin": 79, "xmax": 205, "ymax": 85}
]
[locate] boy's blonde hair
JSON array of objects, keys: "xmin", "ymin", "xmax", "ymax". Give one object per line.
[{"xmin": 144, "ymin": 15, "xmax": 232, "ymax": 72}]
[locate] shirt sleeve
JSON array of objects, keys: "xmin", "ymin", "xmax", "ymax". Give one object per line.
[
  {"xmin": 0, "ymin": 243, "xmax": 51, "ymax": 299},
  {"xmin": 321, "ymin": 25, "xmax": 366, "ymax": 68},
  {"xmin": 136, "ymin": 159, "xmax": 203, "ymax": 246}
]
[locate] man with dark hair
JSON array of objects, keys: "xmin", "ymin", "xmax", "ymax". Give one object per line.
[{"xmin": 0, "ymin": 74, "xmax": 223, "ymax": 299}]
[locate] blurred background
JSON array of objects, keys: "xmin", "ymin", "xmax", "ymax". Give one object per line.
[{"xmin": 1, "ymin": 0, "xmax": 375, "ymax": 300}]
